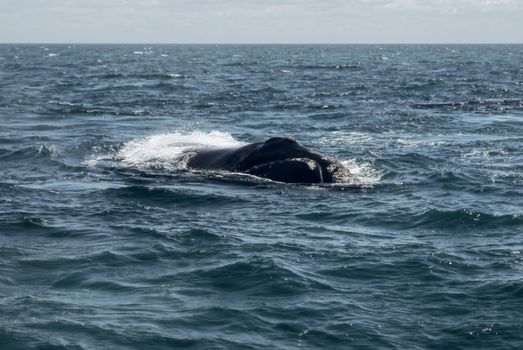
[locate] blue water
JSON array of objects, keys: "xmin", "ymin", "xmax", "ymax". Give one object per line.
[{"xmin": 1, "ymin": 44, "xmax": 522, "ymax": 349}]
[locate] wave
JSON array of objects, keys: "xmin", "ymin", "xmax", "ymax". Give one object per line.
[
  {"xmin": 3, "ymin": 315, "xmax": 198, "ymax": 349},
  {"xmin": 102, "ymin": 185, "xmax": 249, "ymax": 208},
  {"xmin": 292, "ymin": 63, "xmax": 361, "ymax": 70},
  {"xmin": 410, "ymin": 208, "xmax": 522, "ymax": 230},
  {"xmin": 173, "ymin": 256, "xmax": 334, "ymax": 296},
  {"xmin": 52, "ymin": 272, "xmax": 139, "ymax": 292},
  {"xmin": 0, "ymin": 144, "xmax": 58, "ymax": 162},
  {"xmin": 295, "ymin": 207, "xmax": 522, "ymax": 232},
  {"xmin": 412, "ymin": 98, "xmax": 523, "ymax": 112},
  {"xmin": 0, "ymin": 215, "xmax": 53, "ymax": 234},
  {"xmin": 43, "ymin": 101, "xmax": 156, "ymax": 117}
]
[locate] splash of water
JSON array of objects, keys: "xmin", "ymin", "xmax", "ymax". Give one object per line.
[{"xmin": 116, "ymin": 130, "xmax": 245, "ymax": 170}]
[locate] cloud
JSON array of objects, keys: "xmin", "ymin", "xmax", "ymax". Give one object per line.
[
  {"xmin": 2, "ymin": 0, "xmax": 520, "ymax": 16},
  {"xmin": 375, "ymin": 0, "xmax": 520, "ymax": 13},
  {"xmin": 0, "ymin": 0, "xmax": 521, "ymax": 43}
]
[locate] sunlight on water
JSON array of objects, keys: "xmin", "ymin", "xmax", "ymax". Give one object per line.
[{"xmin": 2, "ymin": 44, "xmax": 523, "ymax": 350}]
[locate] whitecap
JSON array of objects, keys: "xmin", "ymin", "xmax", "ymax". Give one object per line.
[
  {"xmin": 316, "ymin": 131, "xmax": 374, "ymax": 145},
  {"xmin": 84, "ymin": 154, "xmax": 108, "ymax": 168},
  {"xmin": 37, "ymin": 144, "xmax": 59, "ymax": 158},
  {"xmin": 133, "ymin": 50, "xmax": 153, "ymax": 55},
  {"xmin": 131, "ymin": 109, "xmax": 146, "ymax": 115}
]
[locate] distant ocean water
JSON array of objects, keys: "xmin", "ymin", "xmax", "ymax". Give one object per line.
[{"xmin": 0, "ymin": 44, "xmax": 522, "ymax": 349}]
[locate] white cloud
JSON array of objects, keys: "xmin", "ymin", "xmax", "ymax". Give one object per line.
[
  {"xmin": 379, "ymin": 0, "xmax": 519, "ymax": 12},
  {"xmin": 0, "ymin": 0, "xmax": 521, "ymax": 43}
]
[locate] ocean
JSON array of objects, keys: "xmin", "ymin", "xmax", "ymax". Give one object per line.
[{"xmin": 1, "ymin": 44, "xmax": 522, "ymax": 349}]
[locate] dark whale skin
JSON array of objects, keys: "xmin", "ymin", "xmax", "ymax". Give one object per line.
[{"xmin": 186, "ymin": 137, "xmax": 351, "ymax": 184}]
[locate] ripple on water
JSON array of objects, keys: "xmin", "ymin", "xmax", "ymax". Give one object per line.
[{"xmin": 2, "ymin": 44, "xmax": 523, "ymax": 350}]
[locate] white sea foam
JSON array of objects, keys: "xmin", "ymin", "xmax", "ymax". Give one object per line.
[
  {"xmin": 341, "ymin": 159, "xmax": 382, "ymax": 186},
  {"xmin": 116, "ymin": 131, "xmax": 245, "ymax": 170},
  {"xmin": 83, "ymin": 154, "xmax": 110, "ymax": 167},
  {"xmin": 133, "ymin": 50, "xmax": 153, "ymax": 55},
  {"xmin": 316, "ymin": 131, "xmax": 374, "ymax": 145}
]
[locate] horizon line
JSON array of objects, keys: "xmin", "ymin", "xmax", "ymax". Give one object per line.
[{"xmin": 1, "ymin": 42, "xmax": 522, "ymax": 45}]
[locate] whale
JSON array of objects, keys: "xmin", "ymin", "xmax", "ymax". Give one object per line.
[{"xmin": 184, "ymin": 137, "xmax": 351, "ymax": 184}]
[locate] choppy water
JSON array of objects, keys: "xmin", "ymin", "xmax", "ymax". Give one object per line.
[{"xmin": 1, "ymin": 44, "xmax": 523, "ymax": 349}]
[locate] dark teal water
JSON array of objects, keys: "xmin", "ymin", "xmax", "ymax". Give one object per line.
[{"xmin": 1, "ymin": 44, "xmax": 522, "ymax": 349}]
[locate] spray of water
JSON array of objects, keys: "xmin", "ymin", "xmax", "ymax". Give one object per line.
[{"xmin": 117, "ymin": 131, "xmax": 244, "ymax": 170}]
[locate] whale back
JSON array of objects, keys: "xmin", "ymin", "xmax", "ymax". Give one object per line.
[
  {"xmin": 246, "ymin": 158, "xmax": 324, "ymax": 183},
  {"xmin": 186, "ymin": 142, "xmax": 262, "ymax": 170},
  {"xmin": 185, "ymin": 137, "xmax": 350, "ymax": 183},
  {"xmin": 237, "ymin": 137, "xmax": 312, "ymax": 170}
]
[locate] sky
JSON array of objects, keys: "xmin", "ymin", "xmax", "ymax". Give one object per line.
[{"xmin": 1, "ymin": 0, "xmax": 522, "ymax": 43}]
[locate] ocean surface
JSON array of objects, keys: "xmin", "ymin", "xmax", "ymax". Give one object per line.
[{"xmin": 1, "ymin": 44, "xmax": 522, "ymax": 349}]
